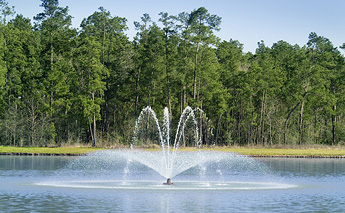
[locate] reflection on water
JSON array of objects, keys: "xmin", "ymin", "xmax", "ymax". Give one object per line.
[
  {"xmin": 0, "ymin": 155, "xmax": 73, "ymax": 170},
  {"xmin": 1, "ymin": 155, "xmax": 345, "ymax": 212},
  {"xmin": 258, "ymin": 158, "xmax": 345, "ymax": 177}
]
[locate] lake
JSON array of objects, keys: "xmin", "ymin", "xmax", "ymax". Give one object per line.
[{"xmin": 1, "ymin": 153, "xmax": 345, "ymax": 212}]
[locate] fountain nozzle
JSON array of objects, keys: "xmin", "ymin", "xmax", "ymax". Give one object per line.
[{"xmin": 163, "ymin": 178, "xmax": 174, "ymax": 185}]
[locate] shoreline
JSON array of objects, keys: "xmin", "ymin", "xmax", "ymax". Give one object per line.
[
  {"xmin": 248, "ymin": 155, "xmax": 345, "ymax": 158},
  {"xmin": 1, "ymin": 152, "xmax": 345, "ymax": 158},
  {"xmin": 0, "ymin": 152, "xmax": 84, "ymax": 156},
  {"xmin": 1, "ymin": 146, "xmax": 345, "ymax": 158}
]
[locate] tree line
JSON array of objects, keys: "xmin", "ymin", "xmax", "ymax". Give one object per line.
[{"xmin": 1, "ymin": 0, "xmax": 345, "ymax": 147}]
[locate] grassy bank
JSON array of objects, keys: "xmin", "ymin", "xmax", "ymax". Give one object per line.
[
  {"xmin": 1, "ymin": 146, "xmax": 345, "ymax": 157},
  {"xmin": 149, "ymin": 146, "xmax": 345, "ymax": 157},
  {"xmin": 0, "ymin": 146, "xmax": 104, "ymax": 155},
  {"xmin": 205, "ymin": 147, "xmax": 345, "ymax": 157}
]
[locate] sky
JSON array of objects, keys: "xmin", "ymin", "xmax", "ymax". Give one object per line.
[{"xmin": 9, "ymin": 0, "xmax": 345, "ymax": 53}]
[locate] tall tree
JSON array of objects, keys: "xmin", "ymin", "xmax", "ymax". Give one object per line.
[
  {"xmin": 188, "ymin": 7, "xmax": 221, "ymax": 102},
  {"xmin": 72, "ymin": 36, "xmax": 107, "ymax": 147},
  {"xmin": 133, "ymin": 13, "xmax": 152, "ymax": 116},
  {"xmin": 34, "ymin": 0, "xmax": 75, "ymax": 110},
  {"xmin": 307, "ymin": 32, "xmax": 344, "ymax": 145},
  {"xmin": 0, "ymin": 0, "xmax": 15, "ymax": 112},
  {"xmin": 33, "ymin": 0, "xmax": 76, "ymax": 144},
  {"xmin": 1, "ymin": 15, "xmax": 42, "ymax": 145},
  {"xmin": 159, "ymin": 12, "xmax": 176, "ymax": 114},
  {"xmin": 80, "ymin": 7, "xmax": 129, "ymax": 135},
  {"xmin": 216, "ymin": 39, "xmax": 246, "ymax": 145}
]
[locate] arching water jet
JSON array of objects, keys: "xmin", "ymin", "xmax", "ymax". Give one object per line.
[{"xmin": 132, "ymin": 106, "xmax": 203, "ymax": 179}]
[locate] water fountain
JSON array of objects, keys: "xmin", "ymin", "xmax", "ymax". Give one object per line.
[{"xmin": 37, "ymin": 106, "xmax": 295, "ymax": 190}]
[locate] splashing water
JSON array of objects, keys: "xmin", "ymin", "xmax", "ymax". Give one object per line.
[{"xmin": 132, "ymin": 106, "xmax": 204, "ymax": 178}]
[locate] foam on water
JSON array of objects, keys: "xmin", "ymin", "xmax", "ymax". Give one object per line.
[{"xmin": 37, "ymin": 179, "xmax": 297, "ymax": 191}]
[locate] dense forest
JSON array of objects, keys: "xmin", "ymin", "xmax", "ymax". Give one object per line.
[{"xmin": 1, "ymin": 0, "xmax": 345, "ymax": 147}]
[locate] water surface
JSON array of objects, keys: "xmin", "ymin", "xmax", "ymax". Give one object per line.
[{"xmin": 1, "ymin": 154, "xmax": 345, "ymax": 212}]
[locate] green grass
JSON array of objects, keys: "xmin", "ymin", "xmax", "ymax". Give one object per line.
[
  {"xmin": 208, "ymin": 147, "xmax": 345, "ymax": 157},
  {"xmin": 1, "ymin": 146, "xmax": 345, "ymax": 157},
  {"xmin": 0, "ymin": 146, "xmax": 104, "ymax": 155},
  {"xmin": 136, "ymin": 146, "xmax": 345, "ymax": 157}
]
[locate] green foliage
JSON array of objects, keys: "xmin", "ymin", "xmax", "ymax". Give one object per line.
[{"xmin": 0, "ymin": 1, "xmax": 345, "ymax": 148}]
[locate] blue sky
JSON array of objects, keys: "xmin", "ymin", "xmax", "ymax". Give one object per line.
[{"xmin": 9, "ymin": 0, "xmax": 345, "ymax": 53}]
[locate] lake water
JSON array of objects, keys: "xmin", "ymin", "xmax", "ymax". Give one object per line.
[{"xmin": 1, "ymin": 152, "xmax": 345, "ymax": 212}]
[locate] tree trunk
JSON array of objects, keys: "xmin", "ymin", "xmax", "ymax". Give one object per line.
[
  {"xmin": 102, "ymin": 25, "xmax": 105, "ymax": 65},
  {"xmin": 92, "ymin": 91, "xmax": 97, "ymax": 147},
  {"xmin": 148, "ymin": 69, "xmax": 153, "ymax": 107},
  {"xmin": 50, "ymin": 31, "xmax": 54, "ymax": 115},
  {"xmin": 284, "ymin": 102, "xmax": 301, "ymax": 145},
  {"xmin": 215, "ymin": 114, "xmax": 222, "ymax": 146},
  {"xmin": 284, "ymin": 91, "xmax": 308, "ymax": 145},
  {"xmin": 249, "ymin": 96, "xmax": 253, "ymax": 145},
  {"xmin": 193, "ymin": 42, "xmax": 200, "ymax": 100},
  {"xmin": 199, "ymin": 101, "xmax": 203, "ymax": 146},
  {"xmin": 4, "ymin": 32, "xmax": 9, "ymax": 106},
  {"xmin": 104, "ymin": 35, "xmax": 112, "ymax": 134},
  {"xmin": 88, "ymin": 117, "xmax": 94, "ymax": 146},
  {"xmin": 331, "ymin": 83, "xmax": 336, "ymax": 145},
  {"xmin": 93, "ymin": 112, "xmax": 97, "ymax": 147},
  {"xmin": 50, "ymin": 32, "xmax": 53, "ymax": 70},
  {"xmin": 258, "ymin": 90, "xmax": 266, "ymax": 145},
  {"xmin": 105, "ymin": 84, "xmax": 109, "ymax": 132},
  {"xmin": 134, "ymin": 66, "xmax": 141, "ymax": 117},
  {"xmin": 269, "ymin": 114, "xmax": 273, "ymax": 145},
  {"xmin": 262, "ymin": 91, "xmax": 267, "ymax": 146},
  {"xmin": 113, "ymin": 101, "xmax": 117, "ymax": 138},
  {"xmin": 3, "ymin": 33, "xmax": 7, "ymax": 69},
  {"xmin": 165, "ymin": 35, "xmax": 172, "ymax": 114},
  {"xmin": 183, "ymin": 85, "xmax": 186, "ymax": 110},
  {"xmin": 148, "ymin": 52, "xmax": 156, "ymax": 107},
  {"xmin": 332, "ymin": 105, "xmax": 336, "ymax": 145},
  {"xmin": 166, "ymin": 67, "xmax": 172, "ymax": 114},
  {"xmin": 182, "ymin": 34, "xmax": 189, "ymax": 112},
  {"xmin": 299, "ymin": 100, "xmax": 305, "ymax": 145}
]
